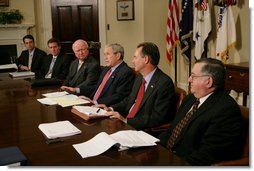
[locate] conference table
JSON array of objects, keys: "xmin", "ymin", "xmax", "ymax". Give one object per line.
[{"xmin": 0, "ymin": 73, "xmax": 189, "ymax": 166}]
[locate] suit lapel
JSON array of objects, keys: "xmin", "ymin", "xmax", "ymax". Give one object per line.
[
  {"xmin": 174, "ymin": 91, "xmax": 223, "ymax": 145},
  {"xmin": 138, "ymin": 69, "xmax": 160, "ymax": 111},
  {"xmin": 70, "ymin": 60, "xmax": 83, "ymax": 84},
  {"xmin": 99, "ymin": 62, "xmax": 126, "ymax": 97}
]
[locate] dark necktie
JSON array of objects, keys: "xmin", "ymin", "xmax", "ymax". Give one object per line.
[
  {"xmin": 126, "ymin": 79, "xmax": 146, "ymax": 119},
  {"xmin": 167, "ymin": 99, "xmax": 200, "ymax": 149},
  {"xmin": 93, "ymin": 68, "xmax": 112, "ymax": 101}
]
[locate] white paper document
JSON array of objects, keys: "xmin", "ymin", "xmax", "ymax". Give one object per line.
[
  {"xmin": 72, "ymin": 130, "xmax": 159, "ymax": 158},
  {"xmin": 38, "ymin": 120, "xmax": 81, "ymax": 139},
  {"xmin": 38, "ymin": 92, "xmax": 90, "ymax": 107},
  {"xmin": 9, "ymin": 71, "xmax": 35, "ymax": 78},
  {"xmin": 37, "ymin": 98, "xmax": 58, "ymax": 105},
  {"xmin": 0, "ymin": 63, "xmax": 18, "ymax": 70},
  {"xmin": 73, "ymin": 106, "xmax": 107, "ymax": 116},
  {"xmin": 42, "ymin": 91, "xmax": 69, "ymax": 98},
  {"xmin": 50, "ymin": 94, "xmax": 90, "ymax": 107}
]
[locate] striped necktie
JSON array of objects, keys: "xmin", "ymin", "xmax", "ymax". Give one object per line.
[{"xmin": 167, "ymin": 99, "xmax": 200, "ymax": 149}]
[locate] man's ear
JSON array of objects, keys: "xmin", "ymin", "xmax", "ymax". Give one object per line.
[
  {"xmin": 144, "ymin": 55, "xmax": 150, "ymax": 64},
  {"xmin": 206, "ymin": 77, "xmax": 214, "ymax": 89},
  {"xmin": 116, "ymin": 52, "xmax": 121, "ymax": 60}
]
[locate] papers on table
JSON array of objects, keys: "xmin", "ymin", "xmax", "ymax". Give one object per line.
[
  {"xmin": 42, "ymin": 91, "xmax": 69, "ymax": 98},
  {"xmin": 73, "ymin": 130, "xmax": 159, "ymax": 158},
  {"xmin": 37, "ymin": 98, "xmax": 58, "ymax": 105},
  {"xmin": 37, "ymin": 91, "xmax": 90, "ymax": 107},
  {"xmin": 9, "ymin": 71, "xmax": 35, "ymax": 78},
  {"xmin": 38, "ymin": 120, "xmax": 81, "ymax": 139},
  {"xmin": 73, "ymin": 106, "xmax": 107, "ymax": 116},
  {"xmin": 0, "ymin": 63, "xmax": 18, "ymax": 70},
  {"xmin": 71, "ymin": 106, "xmax": 108, "ymax": 120}
]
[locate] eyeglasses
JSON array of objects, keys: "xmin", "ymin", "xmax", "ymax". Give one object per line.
[{"xmin": 189, "ymin": 74, "xmax": 210, "ymax": 80}]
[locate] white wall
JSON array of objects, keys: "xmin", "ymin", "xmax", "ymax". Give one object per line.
[{"xmin": 5, "ymin": 0, "xmax": 250, "ymax": 90}]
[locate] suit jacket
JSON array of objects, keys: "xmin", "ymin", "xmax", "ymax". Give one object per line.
[
  {"xmin": 80, "ymin": 61, "xmax": 135, "ymax": 106},
  {"xmin": 159, "ymin": 90, "xmax": 243, "ymax": 165},
  {"xmin": 62, "ymin": 55, "xmax": 101, "ymax": 89},
  {"xmin": 16, "ymin": 48, "xmax": 46, "ymax": 74},
  {"xmin": 37, "ymin": 53, "xmax": 72, "ymax": 80},
  {"xmin": 112, "ymin": 68, "xmax": 176, "ymax": 130}
]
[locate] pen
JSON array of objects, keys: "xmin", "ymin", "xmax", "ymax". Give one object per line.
[
  {"xmin": 96, "ymin": 108, "xmax": 101, "ymax": 113},
  {"xmin": 46, "ymin": 138, "xmax": 63, "ymax": 144}
]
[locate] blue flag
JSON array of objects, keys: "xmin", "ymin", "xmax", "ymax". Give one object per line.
[{"xmin": 179, "ymin": 0, "xmax": 193, "ymax": 61}]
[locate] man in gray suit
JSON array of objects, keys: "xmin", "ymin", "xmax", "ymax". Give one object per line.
[{"xmin": 60, "ymin": 39, "xmax": 101, "ymax": 95}]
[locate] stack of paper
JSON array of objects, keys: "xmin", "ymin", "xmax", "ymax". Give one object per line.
[
  {"xmin": 0, "ymin": 64, "xmax": 18, "ymax": 70},
  {"xmin": 38, "ymin": 120, "xmax": 81, "ymax": 139},
  {"xmin": 72, "ymin": 130, "xmax": 159, "ymax": 158},
  {"xmin": 9, "ymin": 71, "xmax": 35, "ymax": 78},
  {"xmin": 42, "ymin": 91, "xmax": 69, "ymax": 98},
  {"xmin": 37, "ymin": 91, "xmax": 90, "ymax": 107}
]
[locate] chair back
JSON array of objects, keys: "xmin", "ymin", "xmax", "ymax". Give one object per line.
[
  {"xmin": 175, "ymin": 87, "xmax": 187, "ymax": 112},
  {"xmin": 212, "ymin": 105, "xmax": 249, "ymax": 166},
  {"xmin": 146, "ymin": 86, "xmax": 187, "ymax": 135}
]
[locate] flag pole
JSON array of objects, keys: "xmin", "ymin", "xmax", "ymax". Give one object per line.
[
  {"xmin": 174, "ymin": 47, "xmax": 177, "ymax": 85},
  {"xmin": 188, "ymin": 56, "xmax": 191, "ymax": 93}
]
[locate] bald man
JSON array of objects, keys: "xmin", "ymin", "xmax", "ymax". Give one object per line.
[{"xmin": 61, "ymin": 39, "xmax": 101, "ymax": 96}]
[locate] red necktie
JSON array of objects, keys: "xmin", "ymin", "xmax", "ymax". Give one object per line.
[
  {"xmin": 167, "ymin": 99, "xmax": 200, "ymax": 149},
  {"xmin": 93, "ymin": 69, "xmax": 112, "ymax": 101},
  {"xmin": 126, "ymin": 79, "xmax": 146, "ymax": 119}
]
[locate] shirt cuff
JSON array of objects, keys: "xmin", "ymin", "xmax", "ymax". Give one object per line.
[{"xmin": 76, "ymin": 88, "xmax": 80, "ymax": 94}]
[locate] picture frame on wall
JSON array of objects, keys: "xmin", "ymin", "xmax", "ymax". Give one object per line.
[
  {"xmin": 117, "ymin": 0, "xmax": 134, "ymax": 21},
  {"xmin": 0, "ymin": 0, "xmax": 9, "ymax": 7}
]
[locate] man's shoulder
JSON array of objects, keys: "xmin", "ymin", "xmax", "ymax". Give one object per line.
[
  {"xmin": 34, "ymin": 48, "xmax": 46, "ymax": 55},
  {"xmin": 154, "ymin": 68, "xmax": 174, "ymax": 83},
  {"xmin": 117, "ymin": 62, "xmax": 134, "ymax": 74}
]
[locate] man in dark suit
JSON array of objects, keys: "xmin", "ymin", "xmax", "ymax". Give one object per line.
[
  {"xmin": 37, "ymin": 38, "xmax": 72, "ymax": 80},
  {"xmin": 78, "ymin": 43, "xmax": 135, "ymax": 106},
  {"xmin": 60, "ymin": 39, "xmax": 101, "ymax": 95},
  {"xmin": 16, "ymin": 34, "xmax": 46, "ymax": 75},
  {"xmin": 159, "ymin": 58, "xmax": 243, "ymax": 165},
  {"xmin": 95, "ymin": 42, "xmax": 176, "ymax": 130}
]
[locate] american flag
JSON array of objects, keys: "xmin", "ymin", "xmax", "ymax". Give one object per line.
[
  {"xmin": 166, "ymin": 0, "xmax": 179, "ymax": 63},
  {"xmin": 200, "ymin": 0, "xmax": 207, "ymax": 10}
]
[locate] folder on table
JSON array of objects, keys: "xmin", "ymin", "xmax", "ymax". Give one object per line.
[{"xmin": 0, "ymin": 146, "xmax": 27, "ymax": 166}]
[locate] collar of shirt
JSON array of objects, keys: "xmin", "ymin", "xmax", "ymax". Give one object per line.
[
  {"xmin": 198, "ymin": 92, "xmax": 213, "ymax": 108},
  {"xmin": 29, "ymin": 48, "xmax": 35, "ymax": 57},
  {"xmin": 78, "ymin": 60, "xmax": 84, "ymax": 65},
  {"xmin": 143, "ymin": 67, "xmax": 157, "ymax": 90},
  {"xmin": 53, "ymin": 56, "xmax": 57, "ymax": 59},
  {"xmin": 110, "ymin": 61, "xmax": 123, "ymax": 75}
]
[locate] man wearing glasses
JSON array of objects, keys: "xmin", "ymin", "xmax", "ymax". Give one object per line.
[{"xmin": 159, "ymin": 58, "xmax": 243, "ymax": 166}]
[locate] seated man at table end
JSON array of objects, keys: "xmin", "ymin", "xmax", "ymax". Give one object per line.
[
  {"xmin": 94, "ymin": 42, "xmax": 176, "ymax": 130},
  {"xmin": 159, "ymin": 58, "xmax": 243, "ymax": 166},
  {"xmin": 16, "ymin": 34, "xmax": 46, "ymax": 75}
]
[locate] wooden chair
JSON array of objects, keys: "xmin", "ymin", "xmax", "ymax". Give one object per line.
[
  {"xmin": 212, "ymin": 105, "xmax": 249, "ymax": 166},
  {"xmin": 145, "ymin": 86, "xmax": 187, "ymax": 134}
]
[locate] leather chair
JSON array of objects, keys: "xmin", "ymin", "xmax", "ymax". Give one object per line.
[
  {"xmin": 145, "ymin": 86, "xmax": 187, "ymax": 135},
  {"xmin": 212, "ymin": 105, "xmax": 249, "ymax": 166}
]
